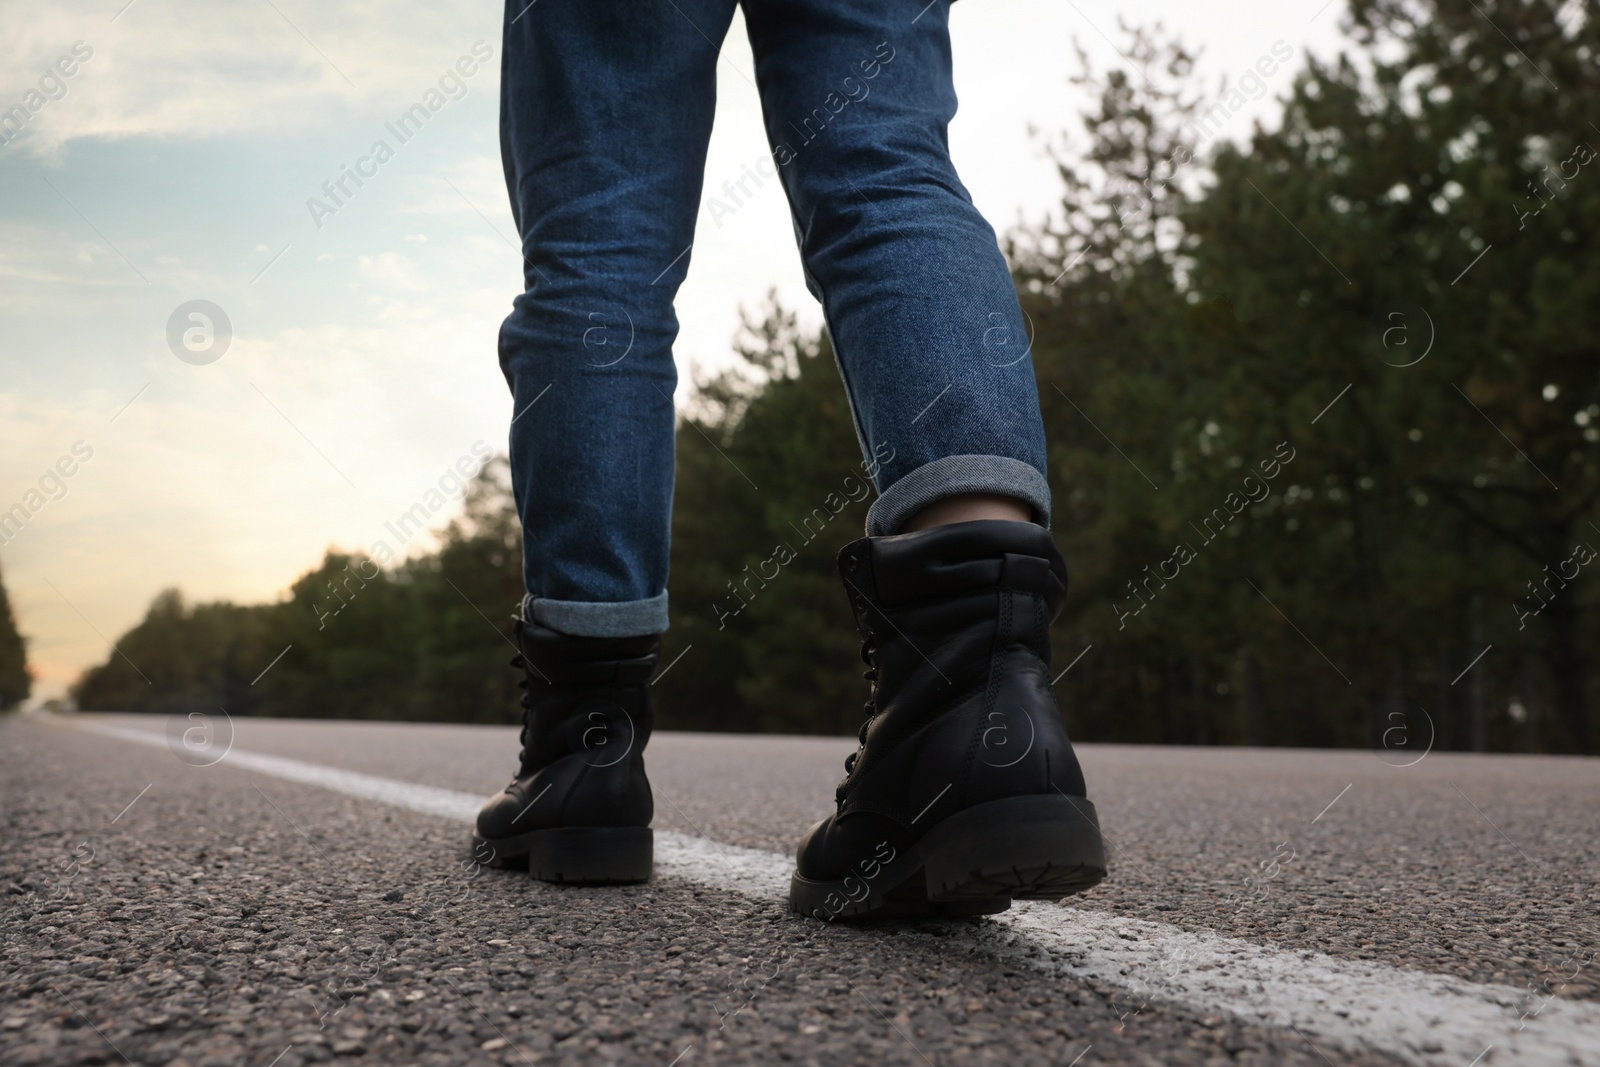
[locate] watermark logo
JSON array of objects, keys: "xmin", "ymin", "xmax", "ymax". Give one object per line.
[
  {"xmin": 980, "ymin": 307, "xmax": 1036, "ymax": 368},
  {"xmin": 1374, "ymin": 702, "xmax": 1433, "ymax": 768},
  {"xmin": 0, "ymin": 41, "xmax": 94, "ymax": 148},
  {"xmin": 0, "ymin": 440, "xmax": 92, "ymax": 547},
  {"xmin": 977, "ymin": 705, "xmax": 1036, "ymax": 768},
  {"xmin": 581, "ymin": 307, "xmax": 635, "ymax": 368},
  {"xmin": 810, "ymin": 839, "xmax": 897, "ymax": 922},
  {"xmin": 1372, "ymin": 302, "xmax": 1432, "ymax": 368},
  {"xmin": 579, "ymin": 704, "xmax": 635, "ymax": 768},
  {"xmin": 306, "ymin": 41, "xmax": 494, "ymax": 230},
  {"xmin": 166, "ymin": 708, "xmax": 234, "ymax": 767},
  {"xmin": 166, "ymin": 300, "xmax": 232, "ymax": 365}
]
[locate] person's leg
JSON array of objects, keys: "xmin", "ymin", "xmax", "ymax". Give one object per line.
[
  {"xmin": 498, "ymin": 0, "xmax": 739, "ymax": 637},
  {"xmin": 478, "ymin": 0, "xmax": 738, "ymax": 882},
  {"xmin": 741, "ymin": 0, "xmax": 1050, "ymax": 535},
  {"xmin": 900, "ymin": 492, "xmax": 1029, "ymax": 532},
  {"xmin": 742, "ymin": 0, "xmax": 1105, "ymax": 919}
]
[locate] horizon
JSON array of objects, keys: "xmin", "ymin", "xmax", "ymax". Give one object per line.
[{"xmin": 0, "ymin": 0, "xmax": 1347, "ymax": 703}]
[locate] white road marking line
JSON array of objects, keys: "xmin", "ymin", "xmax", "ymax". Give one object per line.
[
  {"xmin": 67, "ymin": 720, "xmax": 1600, "ymax": 1067},
  {"xmin": 83, "ymin": 723, "xmax": 482, "ymax": 820}
]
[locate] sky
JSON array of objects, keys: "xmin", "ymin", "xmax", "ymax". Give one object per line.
[{"xmin": 0, "ymin": 0, "xmax": 1350, "ymax": 703}]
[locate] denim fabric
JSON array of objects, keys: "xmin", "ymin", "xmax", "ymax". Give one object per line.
[{"xmin": 499, "ymin": 0, "xmax": 1050, "ymax": 638}]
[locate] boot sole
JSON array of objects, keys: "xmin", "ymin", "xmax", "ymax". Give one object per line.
[
  {"xmin": 472, "ymin": 827, "xmax": 653, "ymax": 885},
  {"xmin": 788, "ymin": 794, "xmax": 1106, "ymax": 921}
]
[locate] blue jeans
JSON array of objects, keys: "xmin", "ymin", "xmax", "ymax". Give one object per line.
[{"xmin": 498, "ymin": 0, "xmax": 1050, "ymax": 637}]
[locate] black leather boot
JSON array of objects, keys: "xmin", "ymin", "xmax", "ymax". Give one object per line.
[
  {"xmin": 473, "ymin": 618, "xmax": 657, "ymax": 883},
  {"xmin": 789, "ymin": 520, "xmax": 1106, "ymax": 920}
]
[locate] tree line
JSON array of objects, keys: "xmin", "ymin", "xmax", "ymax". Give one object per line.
[
  {"xmin": 56, "ymin": 0, "xmax": 1600, "ymax": 753},
  {"xmin": 0, "ymin": 562, "xmax": 28, "ymax": 710}
]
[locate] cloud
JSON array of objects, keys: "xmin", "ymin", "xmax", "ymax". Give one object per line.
[
  {"xmin": 0, "ymin": 0, "xmax": 501, "ymax": 158},
  {"xmin": 0, "ymin": 295, "xmax": 510, "ymax": 699},
  {"xmin": 357, "ymin": 250, "xmax": 429, "ymax": 292}
]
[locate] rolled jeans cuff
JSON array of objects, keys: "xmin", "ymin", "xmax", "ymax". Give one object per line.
[
  {"xmin": 523, "ymin": 591, "xmax": 669, "ymax": 638},
  {"xmin": 865, "ymin": 455, "xmax": 1052, "ymax": 536}
]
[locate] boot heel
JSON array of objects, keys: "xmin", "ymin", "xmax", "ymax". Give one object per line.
[
  {"xmin": 526, "ymin": 827, "xmax": 653, "ymax": 884},
  {"xmin": 921, "ymin": 795, "xmax": 1106, "ymax": 902}
]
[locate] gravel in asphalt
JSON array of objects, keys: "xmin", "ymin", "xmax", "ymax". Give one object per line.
[{"xmin": 2, "ymin": 713, "xmax": 1595, "ymax": 1066}]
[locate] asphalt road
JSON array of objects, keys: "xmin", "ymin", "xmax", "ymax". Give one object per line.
[{"xmin": 2, "ymin": 712, "xmax": 1597, "ymax": 1067}]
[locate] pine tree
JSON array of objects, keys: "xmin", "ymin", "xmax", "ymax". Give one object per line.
[{"xmin": 0, "ymin": 560, "xmax": 32, "ymax": 710}]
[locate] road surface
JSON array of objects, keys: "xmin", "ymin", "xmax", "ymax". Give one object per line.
[{"xmin": 2, "ymin": 712, "xmax": 1597, "ymax": 1066}]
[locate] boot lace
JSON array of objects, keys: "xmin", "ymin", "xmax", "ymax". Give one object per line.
[
  {"xmin": 841, "ymin": 639, "xmax": 878, "ymax": 780},
  {"xmin": 511, "ymin": 652, "xmax": 534, "ymax": 769}
]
